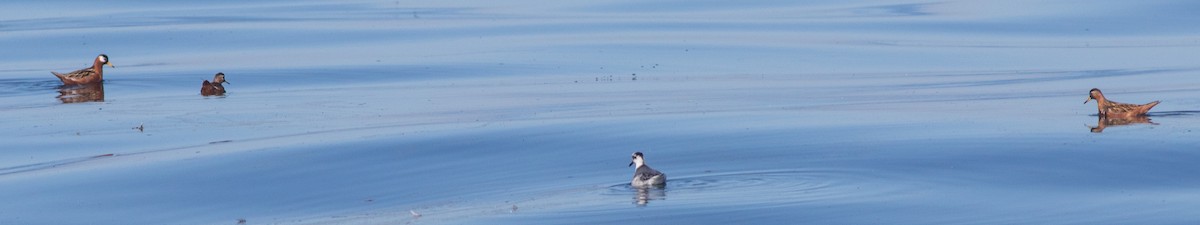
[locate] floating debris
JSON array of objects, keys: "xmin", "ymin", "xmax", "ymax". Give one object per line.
[
  {"xmin": 132, "ymin": 123, "xmax": 144, "ymax": 132},
  {"xmin": 511, "ymin": 204, "xmax": 518, "ymax": 213},
  {"xmin": 410, "ymin": 210, "xmax": 421, "ymax": 218},
  {"xmin": 237, "ymin": 218, "xmax": 246, "ymax": 224}
]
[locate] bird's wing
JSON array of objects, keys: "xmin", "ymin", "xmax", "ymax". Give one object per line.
[
  {"xmin": 61, "ymin": 68, "xmax": 97, "ymax": 79},
  {"xmin": 635, "ymin": 166, "xmax": 664, "ymax": 180}
]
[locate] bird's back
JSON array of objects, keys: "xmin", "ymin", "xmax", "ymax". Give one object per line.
[
  {"xmin": 201, "ymin": 80, "xmax": 216, "ymax": 96},
  {"xmin": 53, "ymin": 68, "xmax": 100, "ymax": 85},
  {"xmin": 1102, "ymin": 100, "xmax": 1159, "ymax": 116},
  {"xmin": 632, "ymin": 165, "xmax": 666, "ymax": 186}
]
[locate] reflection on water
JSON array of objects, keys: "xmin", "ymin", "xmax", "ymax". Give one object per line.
[
  {"xmin": 56, "ymin": 83, "xmax": 104, "ymax": 103},
  {"xmin": 1088, "ymin": 115, "xmax": 1155, "ymax": 133},
  {"xmin": 633, "ymin": 187, "xmax": 665, "ymax": 206},
  {"xmin": 1088, "ymin": 111, "xmax": 1200, "ymax": 132},
  {"xmin": 4, "ymin": 0, "xmax": 1200, "ymax": 224},
  {"xmin": 1089, "ymin": 110, "xmax": 1200, "ymax": 133}
]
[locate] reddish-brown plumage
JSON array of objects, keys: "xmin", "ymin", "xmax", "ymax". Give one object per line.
[
  {"xmin": 1085, "ymin": 88, "xmax": 1159, "ymax": 117},
  {"xmin": 52, "ymin": 54, "xmax": 113, "ymax": 85},
  {"xmin": 201, "ymin": 72, "xmax": 229, "ymax": 96}
]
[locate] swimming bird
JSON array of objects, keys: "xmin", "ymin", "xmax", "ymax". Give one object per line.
[
  {"xmin": 52, "ymin": 54, "xmax": 114, "ymax": 85},
  {"xmin": 200, "ymin": 72, "xmax": 229, "ymax": 96},
  {"xmin": 629, "ymin": 152, "xmax": 666, "ymax": 187},
  {"xmin": 1085, "ymin": 88, "xmax": 1159, "ymax": 117}
]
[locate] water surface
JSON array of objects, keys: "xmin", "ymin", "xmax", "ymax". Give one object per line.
[{"xmin": 2, "ymin": 0, "xmax": 1200, "ymax": 224}]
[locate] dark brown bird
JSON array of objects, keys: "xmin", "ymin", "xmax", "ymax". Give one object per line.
[
  {"xmin": 1085, "ymin": 88, "xmax": 1159, "ymax": 117},
  {"xmin": 200, "ymin": 72, "xmax": 229, "ymax": 96},
  {"xmin": 52, "ymin": 54, "xmax": 114, "ymax": 85}
]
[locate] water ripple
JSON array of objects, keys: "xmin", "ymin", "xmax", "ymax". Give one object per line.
[
  {"xmin": 0, "ymin": 78, "xmax": 63, "ymax": 97},
  {"xmin": 597, "ymin": 169, "xmax": 898, "ymax": 208}
]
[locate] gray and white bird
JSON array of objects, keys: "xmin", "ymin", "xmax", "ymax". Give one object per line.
[{"xmin": 629, "ymin": 152, "xmax": 666, "ymax": 187}]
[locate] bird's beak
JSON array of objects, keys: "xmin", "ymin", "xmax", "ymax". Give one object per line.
[
  {"xmin": 629, "ymin": 161, "xmax": 634, "ymax": 167},
  {"xmin": 1084, "ymin": 96, "xmax": 1091, "ymax": 104},
  {"xmin": 105, "ymin": 62, "xmax": 115, "ymax": 68},
  {"xmin": 223, "ymin": 80, "xmax": 230, "ymax": 84}
]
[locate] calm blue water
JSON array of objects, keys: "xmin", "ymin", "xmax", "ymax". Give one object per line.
[{"xmin": 2, "ymin": 0, "xmax": 1200, "ymax": 224}]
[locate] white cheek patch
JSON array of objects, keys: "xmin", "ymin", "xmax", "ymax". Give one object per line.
[{"xmin": 97, "ymin": 56, "xmax": 107, "ymax": 63}]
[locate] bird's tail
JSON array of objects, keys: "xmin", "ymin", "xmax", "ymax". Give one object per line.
[
  {"xmin": 51, "ymin": 71, "xmax": 68, "ymax": 82},
  {"xmin": 1145, "ymin": 101, "xmax": 1161, "ymax": 109}
]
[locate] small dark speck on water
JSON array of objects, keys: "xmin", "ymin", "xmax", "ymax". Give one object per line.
[
  {"xmin": 209, "ymin": 140, "xmax": 233, "ymax": 144},
  {"xmin": 237, "ymin": 218, "xmax": 246, "ymax": 224}
]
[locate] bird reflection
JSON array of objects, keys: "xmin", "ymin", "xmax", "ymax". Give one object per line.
[
  {"xmin": 633, "ymin": 187, "xmax": 666, "ymax": 206},
  {"xmin": 1088, "ymin": 115, "xmax": 1156, "ymax": 133},
  {"xmin": 57, "ymin": 83, "xmax": 104, "ymax": 103}
]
